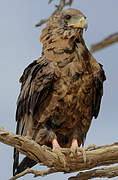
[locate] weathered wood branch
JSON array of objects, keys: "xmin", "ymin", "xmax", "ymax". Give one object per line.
[
  {"xmin": 9, "ymin": 168, "xmax": 58, "ymax": 180},
  {"xmin": 35, "ymin": 0, "xmax": 73, "ymax": 27},
  {"xmin": 1, "ymin": 126, "xmax": 118, "ymax": 179},
  {"xmin": 69, "ymin": 166, "xmax": 118, "ymax": 179},
  {"xmin": 91, "ymin": 32, "xmax": 118, "ymax": 53}
]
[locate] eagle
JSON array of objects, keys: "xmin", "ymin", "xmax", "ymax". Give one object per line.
[{"xmin": 13, "ymin": 8, "xmax": 106, "ymax": 175}]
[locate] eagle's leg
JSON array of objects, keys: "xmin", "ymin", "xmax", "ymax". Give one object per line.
[
  {"xmin": 71, "ymin": 138, "xmax": 78, "ymax": 149},
  {"xmin": 52, "ymin": 138, "xmax": 61, "ymax": 150},
  {"xmin": 70, "ymin": 128, "xmax": 87, "ymax": 163},
  {"xmin": 52, "ymin": 139, "xmax": 66, "ymax": 168}
]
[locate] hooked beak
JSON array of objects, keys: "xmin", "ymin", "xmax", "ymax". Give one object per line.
[{"xmin": 68, "ymin": 16, "xmax": 88, "ymax": 31}]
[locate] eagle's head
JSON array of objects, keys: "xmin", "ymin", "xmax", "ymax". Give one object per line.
[
  {"xmin": 58, "ymin": 8, "xmax": 87, "ymax": 31},
  {"xmin": 40, "ymin": 8, "xmax": 87, "ymax": 43},
  {"xmin": 40, "ymin": 8, "xmax": 88, "ymax": 59}
]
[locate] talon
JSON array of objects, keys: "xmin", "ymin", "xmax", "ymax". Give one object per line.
[
  {"xmin": 53, "ymin": 148, "xmax": 67, "ymax": 168},
  {"xmin": 70, "ymin": 146, "xmax": 87, "ymax": 163},
  {"xmin": 70, "ymin": 147, "xmax": 77, "ymax": 158},
  {"xmin": 77, "ymin": 147, "xmax": 86, "ymax": 163},
  {"xmin": 70, "ymin": 139, "xmax": 87, "ymax": 163}
]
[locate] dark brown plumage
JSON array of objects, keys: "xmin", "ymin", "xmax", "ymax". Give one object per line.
[{"xmin": 13, "ymin": 8, "xmax": 106, "ymax": 175}]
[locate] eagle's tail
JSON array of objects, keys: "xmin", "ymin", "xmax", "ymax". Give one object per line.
[
  {"xmin": 13, "ymin": 148, "xmax": 19, "ymax": 176},
  {"xmin": 13, "ymin": 150, "xmax": 37, "ymax": 176}
]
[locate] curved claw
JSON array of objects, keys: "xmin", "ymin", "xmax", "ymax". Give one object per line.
[
  {"xmin": 70, "ymin": 147, "xmax": 87, "ymax": 163},
  {"xmin": 77, "ymin": 147, "xmax": 87, "ymax": 163},
  {"xmin": 70, "ymin": 139, "xmax": 87, "ymax": 163}
]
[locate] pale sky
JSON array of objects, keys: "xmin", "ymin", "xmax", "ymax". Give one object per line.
[{"xmin": 0, "ymin": 0, "xmax": 118, "ymax": 179}]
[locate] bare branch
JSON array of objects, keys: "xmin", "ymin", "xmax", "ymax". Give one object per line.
[
  {"xmin": 35, "ymin": 0, "xmax": 73, "ymax": 27},
  {"xmin": 9, "ymin": 168, "xmax": 57, "ymax": 180},
  {"xmin": 0, "ymin": 126, "xmax": 59, "ymax": 167},
  {"xmin": 1, "ymin": 126, "xmax": 118, "ymax": 179},
  {"xmin": 91, "ymin": 32, "xmax": 118, "ymax": 53},
  {"xmin": 69, "ymin": 166, "xmax": 118, "ymax": 180},
  {"xmin": 35, "ymin": 18, "xmax": 49, "ymax": 27}
]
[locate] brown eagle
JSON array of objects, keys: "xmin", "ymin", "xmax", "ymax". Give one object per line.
[{"xmin": 13, "ymin": 8, "xmax": 106, "ymax": 175}]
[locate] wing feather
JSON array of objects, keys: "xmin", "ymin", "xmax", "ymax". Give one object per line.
[
  {"xmin": 93, "ymin": 63, "xmax": 106, "ymax": 118},
  {"xmin": 13, "ymin": 59, "xmax": 54, "ymax": 175}
]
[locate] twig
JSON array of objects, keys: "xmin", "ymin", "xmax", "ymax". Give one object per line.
[
  {"xmin": 35, "ymin": 0, "xmax": 73, "ymax": 27},
  {"xmin": 65, "ymin": 0, "xmax": 73, "ymax": 6},
  {"xmin": 91, "ymin": 32, "xmax": 118, "ymax": 53},
  {"xmin": 9, "ymin": 168, "xmax": 57, "ymax": 180},
  {"xmin": 35, "ymin": 18, "xmax": 49, "ymax": 27},
  {"xmin": 69, "ymin": 166, "xmax": 118, "ymax": 180}
]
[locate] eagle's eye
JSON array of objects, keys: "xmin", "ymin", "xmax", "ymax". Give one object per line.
[{"xmin": 64, "ymin": 15, "xmax": 71, "ymax": 21}]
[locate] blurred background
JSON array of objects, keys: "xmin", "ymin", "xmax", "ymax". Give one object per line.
[{"xmin": 0, "ymin": 0, "xmax": 118, "ymax": 179}]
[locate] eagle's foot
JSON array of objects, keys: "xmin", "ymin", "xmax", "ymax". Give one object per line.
[
  {"xmin": 55, "ymin": 149, "xmax": 66, "ymax": 168},
  {"xmin": 70, "ymin": 139, "xmax": 86, "ymax": 163},
  {"xmin": 51, "ymin": 139, "xmax": 67, "ymax": 167},
  {"xmin": 70, "ymin": 147, "xmax": 87, "ymax": 163}
]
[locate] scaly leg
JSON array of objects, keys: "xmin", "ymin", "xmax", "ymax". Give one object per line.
[
  {"xmin": 52, "ymin": 138, "xmax": 61, "ymax": 150},
  {"xmin": 71, "ymin": 138, "xmax": 78, "ymax": 149}
]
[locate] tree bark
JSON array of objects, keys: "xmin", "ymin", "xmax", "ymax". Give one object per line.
[
  {"xmin": 69, "ymin": 166, "xmax": 118, "ymax": 179},
  {"xmin": 0, "ymin": 126, "xmax": 118, "ymax": 179}
]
